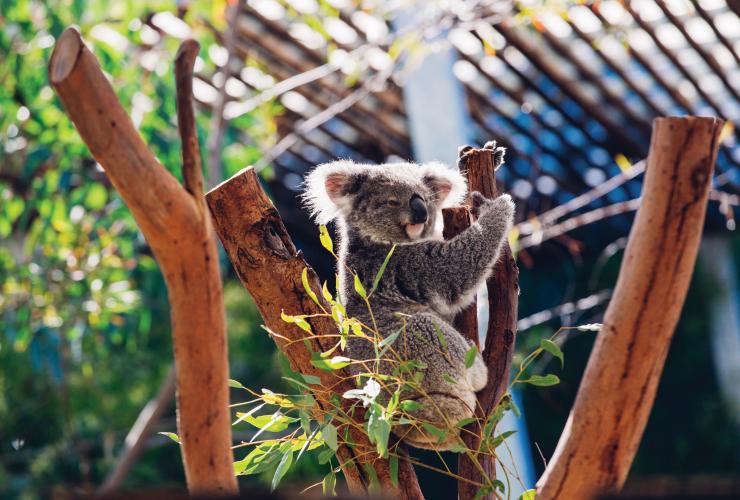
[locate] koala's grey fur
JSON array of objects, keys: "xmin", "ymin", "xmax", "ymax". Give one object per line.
[{"xmin": 303, "ymin": 155, "xmax": 514, "ymax": 450}]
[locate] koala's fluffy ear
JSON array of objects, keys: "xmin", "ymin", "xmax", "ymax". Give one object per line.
[
  {"xmin": 422, "ymin": 162, "xmax": 467, "ymax": 207},
  {"xmin": 303, "ymin": 161, "xmax": 366, "ymax": 224}
]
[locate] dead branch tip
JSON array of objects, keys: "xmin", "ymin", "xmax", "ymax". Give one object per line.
[{"xmin": 49, "ymin": 27, "xmax": 84, "ymax": 84}]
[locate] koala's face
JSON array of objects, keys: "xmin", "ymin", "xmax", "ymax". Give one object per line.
[
  {"xmin": 304, "ymin": 161, "xmax": 466, "ymax": 244},
  {"xmin": 344, "ymin": 174, "xmax": 439, "ymax": 242}
]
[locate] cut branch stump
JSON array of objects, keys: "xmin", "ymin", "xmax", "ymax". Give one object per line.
[
  {"xmin": 536, "ymin": 116, "xmax": 723, "ymax": 499},
  {"xmin": 49, "ymin": 28, "xmax": 237, "ymax": 495}
]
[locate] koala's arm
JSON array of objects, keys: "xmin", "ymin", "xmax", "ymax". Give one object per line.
[{"xmin": 394, "ymin": 193, "xmax": 514, "ymax": 307}]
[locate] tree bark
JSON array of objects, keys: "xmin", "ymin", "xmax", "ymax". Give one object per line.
[
  {"xmin": 49, "ymin": 28, "xmax": 237, "ymax": 495},
  {"xmin": 536, "ymin": 116, "xmax": 723, "ymax": 499},
  {"xmin": 206, "ymin": 167, "xmax": 424, "ymax": 499},
  {"xmin": 454, "ymin": 143, "xmax": 519, "ymax": 500}
]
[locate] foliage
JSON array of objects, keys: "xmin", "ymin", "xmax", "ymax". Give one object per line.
[
  {"xmin": 0, "ymin": 1, "xmax": 278, "ymax": 497},
  {"xmin": 211, "ymin": 227, "xmax": 570, "ymax": 498}
]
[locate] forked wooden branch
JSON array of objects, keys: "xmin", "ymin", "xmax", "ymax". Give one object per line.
[
  {"xmin": 537, "ymin": 116, "xmax": 723, "ymax": 499},
  {"xmin": 451, "ymin": 143, "xmax": 519, "ymax": 500},
  {"xmin": 48, "ymin": 28, "xmax": 237, "ymax": 494},
  {"xmin": 206, "ymin": 168, "xmax": 424, "ymax": 499}
]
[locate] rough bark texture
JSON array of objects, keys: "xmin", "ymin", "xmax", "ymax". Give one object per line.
[
  {"xmin": 455, "ymin": 145, "xmax": 519, "ymax": 500},
  {"xmin": 206, "ymin": 167, "xmax": 424, "ymax": 499},
  {"xmin": 49, "ymin": 28, "xmax": 237, "ymax": 495},
  {"xmin": 536, "ymin": 116, "xmax": 723, "ymax": 499}
]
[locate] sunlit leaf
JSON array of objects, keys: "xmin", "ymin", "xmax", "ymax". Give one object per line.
[
  {"xmin": 271, "ymin": 449, "xmax": 293, "ymax": 491},
  {"xmin": 540, "ymin": 339, "xmax": 564, "ymax": 367},
  {"xmin": 319, "ymin": 224, "xmax": 333, "ymax": 253},
  {"xmin": 159, "ymin": 432, "xmax": 181, "ymax": 444},
  {"xmin": 354, "ymin": 274, "xmax": 367, "ymax": 299},
  {"xmin": 522, "ymin": 374, "xmax": 560, "ymax": 387},
  {"xmin": 464, "ymin": 344, "xmax": 478, "ymax": 369}
]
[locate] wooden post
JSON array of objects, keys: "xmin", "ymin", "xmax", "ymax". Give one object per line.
[
  {"xmin": 48, "ymin": 29, "xmax": 237, "ymax": 495},
  {"xmin": 452, "ymin": 142, "xmax": 519, "ymax": 500},
  {"xmin": 536, "ymin": 116, "xmax": 723, "ymax": 499},
  {"xmin": 206, "ymin": 168, "xmax": 424, "ymax": 499}
]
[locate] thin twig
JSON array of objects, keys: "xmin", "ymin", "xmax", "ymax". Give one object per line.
[
  {"xmin": 517, "ymin": 289, "xmax": 612, "ymax": 332},
  {"xmin": 98, "ymin": 367, "xmax": 177, "ymax": 494}
]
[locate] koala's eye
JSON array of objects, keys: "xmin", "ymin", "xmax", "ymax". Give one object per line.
[{"xmin": 385, "ymin": 199, "xmax": 401, "ymax": 207}]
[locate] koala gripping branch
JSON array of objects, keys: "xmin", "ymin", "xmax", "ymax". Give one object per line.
[
  {"xmin": 48, "ymin": 29, "xmax": 236, "ymax": 494},
  {"xmin": 206, "ymin": 168, "xmax": 424, "ymax": 500},
  {"xmin": 537, "ymin": 117, "xmax": 723, "ymax": 499}
]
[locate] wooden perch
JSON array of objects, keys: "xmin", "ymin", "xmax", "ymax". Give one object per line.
[
  {"xmin": 451, "ymin": 143, "xmax": 519, "ymax": 500},
  {"xmin": 206, "ymin": 168, "xmax": 423, "ymax": 499},
  {"xmin": 536, "ymin": 116, "xmax": 723, "ymax": 499},
  {"xmin": 49, "ymin": 28, "xmax": 237, "ymax": 495}
]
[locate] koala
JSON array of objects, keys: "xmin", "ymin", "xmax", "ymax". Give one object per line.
[{"xmin": 302, "ymin": 148, "xmax": 514, "ymax": 450}]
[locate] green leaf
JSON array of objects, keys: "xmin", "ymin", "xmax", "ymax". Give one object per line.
[
  {"xmin": 322, "ymin": 470, "xmax": 337, "ymax": 496},
  {"xmin": 442, "ymin": 373, "xmax": 458, "ymax": 385},
  {"xmin": 354, "ymin": 274, "xmax": 367, "ymax": 299},
  {"xmin": 389, "ymin": 455, "xmax": 399, "ymax": 488},
  {"xmin": 434, "ymin": 322, "xmax": 447, "ymax": 349},
  {"xmin": 523, "ymin": 374, "xmax": 560, "ymax": 387},
  {"xmin": 520, "ymin": 488, "xmax": 537, "ymax": 500},
  {"xmin": 311, "ymin": 355, "xmax": 351, "ymax": 371},
  {"xmin": 271, "ymin": 449, "xmax": 293, "ymax": 491},
  {"xmin": 280, "ymin": 311, "xmax": 312, "ymax": 333},
  {"xmin": 455, "ymin": 417, "xmax": 477, "ymax": 428},
  {"xmin": 301, "ymin": 373, "xmax": 322, "ymax": 385},
  {"xmin": 319, "ymin": 225, "xmax": 334, "ymax": 253},
  {"xmin": 302, "ymin": 268, "xmax": 320, "ymax": 305},
  {"xmin": 322, "ymin": 281, "xmax": 333, "ymax": 302},
  {"xmin": 400, "ymin": 399, "xmax": 421, "ymax": 412},
  {"xmin": 228, "ymin": 379, "xmax": 246, "ymax": 389},
  {"xmin": 464, "ymin": 344, "xmax": 479, "ymax": 369},
  {"xmin": 318, "ymin": 447, "xmax": 335, "ymax": 464},
  {"xmin": 368, "ymin": 404, "xmax": 391, "ymax": 457},
  {"xmin": 447, "ymin": 440, "xmax": 469, "ymax": 453},
  {"xmin": 421, "ymin": 422, "xmax": 447, "ymax": 444},
  {"xmin": 370, "ymin": 244, "xmax": 396, "ymax": 294},
  {"xmin": 243, "ymin": 412, "xmax": 298, "ymax": 433},
  {"xmin": 234, "ymin": 443, "xmax": 281, "ymax": 476},
  {"xmin": 84, "ymin": 183, "xmax": 108, "ymax": 210},
  {"xmin": 323, "ymin": 422, "xmax": 338, "ymax": 451},
  {"xmin": 159, "ymin": 432, "xmax": 181, "ymax": 444},
  {"xmin": 540, "ymin": 339, "xmax": 564, "ymax": 367},
  {"xmin": 363, "ymin": 462, "xmax": 381, "ymax": 495},
  {"xmin": 488, "ymin": 430, "xmax": 517, "ymax": 449}
]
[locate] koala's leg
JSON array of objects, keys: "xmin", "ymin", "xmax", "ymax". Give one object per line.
[{"xmin": 393, "ymin": 312, "xmax": 488, "ymax": 450}]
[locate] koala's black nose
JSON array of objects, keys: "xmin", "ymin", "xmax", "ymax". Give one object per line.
[{"xmin": 409, "ymin": 195, "xmax": 427, "ymax": 224}]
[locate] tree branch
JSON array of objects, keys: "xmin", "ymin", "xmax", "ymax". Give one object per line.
[
  {"xmin": 206, "ymin": 167, "xmax": 424, "ymax": 499},
  {"xmin": 175, "ymin": 39, "xmax": 205, "ymax": 199},
  {"xmin": 454, "ymin": 141, "xmax": 519, "ymax": 500},
  {"xmin": 536, "ymin": 116, "xmax": 723, "ymax": 499},
  {"xmin": 49, "ymin": 28, "xmax": 237, "ymax": 495}
]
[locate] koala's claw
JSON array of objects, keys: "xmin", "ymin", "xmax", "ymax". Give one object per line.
[
  {"xmin": 458, "ymin": 145, "xmax": 474, "ymax": 158},
  {"xmin": 469, "ymin": 191, "xmax": 489, "ymax": 217}
]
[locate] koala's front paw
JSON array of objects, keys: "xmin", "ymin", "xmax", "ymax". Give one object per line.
[{"xmin": 470, "ymin": 192, "xmax": 514, "ymax": 220}]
